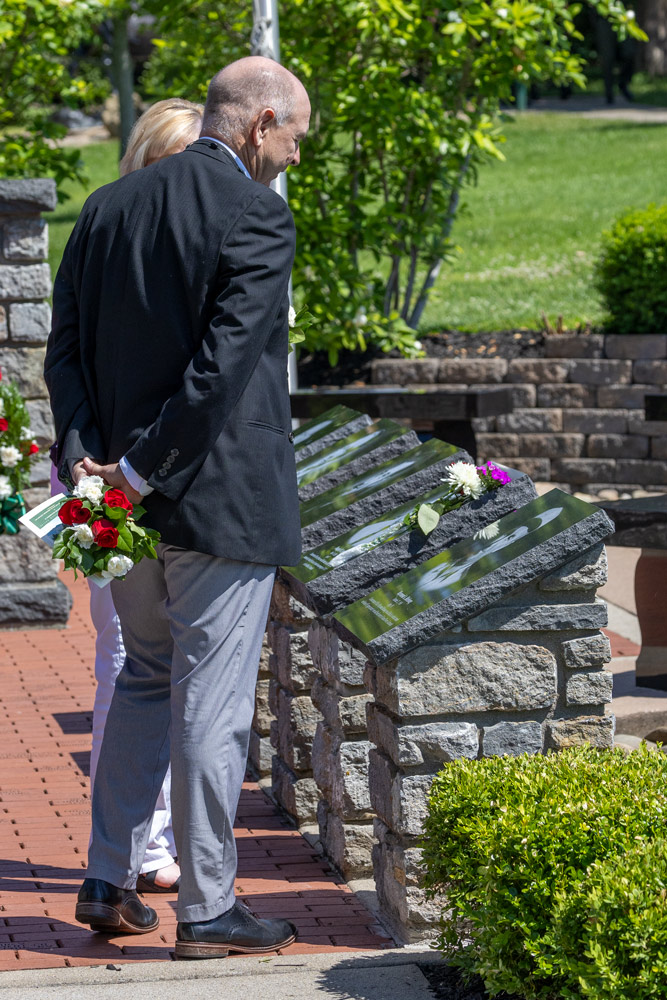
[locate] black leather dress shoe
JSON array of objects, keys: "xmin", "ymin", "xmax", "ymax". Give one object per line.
[
  {"xmin": 175, "ymin": 900, "xmax": 297, "ymax": 959},
  {"xmin": 75, "ymin": 878, "xmax": 159, "ymax": 934}
]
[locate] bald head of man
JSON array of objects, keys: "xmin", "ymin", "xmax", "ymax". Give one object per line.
[{"xmin": 201, "ymin": 56, "xmax": 310, "ymax": 187}]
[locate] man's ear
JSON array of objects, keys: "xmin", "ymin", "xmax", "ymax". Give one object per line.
[{"xmin": 252, "ymin": 107, "xmax": 276, "ymax": 147}]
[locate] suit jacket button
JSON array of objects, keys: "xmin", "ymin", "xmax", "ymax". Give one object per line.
[
  {"xmin": 288, "ymin": 431, "xmax": 294, "ymax": 444},
  {"xmin": 170, "ymin": 449, "xmax": 179, "ymax": 457},
  {"xmin": 158, "ymin": 469, "xmax": 167, "ymax": 477}
]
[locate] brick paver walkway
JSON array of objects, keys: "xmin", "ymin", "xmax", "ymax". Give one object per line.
[{"xmin": 0, "ymin": 575, "xmax": 392, "ymax": 971}]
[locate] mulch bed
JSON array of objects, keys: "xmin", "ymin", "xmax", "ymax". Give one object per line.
[
  {"xmin": 296, "ymin": 327, "xmax": 595, "ymax": 387},
  {"xmin": 418, "ymin": 963, "xmax": 523, "ymax": 1000}
]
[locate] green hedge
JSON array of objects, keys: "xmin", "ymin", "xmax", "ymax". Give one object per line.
[
  {"xmin": 421, "ymin": 746, "xmax": 667, "ymax": 999},
  {"xmin": 595, "ymin": 203, "xmax": 667, "ymax": 335}
]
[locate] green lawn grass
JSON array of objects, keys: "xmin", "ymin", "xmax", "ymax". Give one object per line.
[
  {"xmin": 45, "ymin": 140, "xmax": 119, "ymax": 280},
  {"xmin": 46, "ymin": 114, "xmax": 667, "ymax": 334},
  {"xmin": 420, "ymin": 113, "xmax": 667, "ymax": 332}
]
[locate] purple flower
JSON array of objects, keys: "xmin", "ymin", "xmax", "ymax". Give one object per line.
[{"xmin": 476, "ymin": 462, "xmax": 511, "ymax": 486}]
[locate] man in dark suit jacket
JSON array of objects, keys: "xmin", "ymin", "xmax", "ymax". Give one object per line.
[{"xmin": 44, "ymin": 56, "xmax": 310, "ymax": 958}]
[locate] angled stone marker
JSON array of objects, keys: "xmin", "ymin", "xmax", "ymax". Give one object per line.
[
  {"xmin": 332, "ymin": 489, "xmax": 615, "ymax": 664},
  {"xmin": 284, "ymin": 466, "xmax": 537, "ymax": 615},
  {"xmin": 298, "ymin": 437, "xmax": 472, "ymax": 553},
  {"xmin": 298, "ymin": 421, "xmax": 419, "ymax": 500},
  {"xmin": 293, "ymin": 404, "xmax": 372, "ymax": 461}
]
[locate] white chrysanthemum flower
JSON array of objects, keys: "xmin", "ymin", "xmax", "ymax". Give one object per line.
[
  {"xmin": 0, "ymin": 445, "xmax": 21, "ymax": 468},
  {"xmin": 0, "ymin": 474, "xmax": 11, "ymax": 500},
  {"xmin": 474, "ymin": 521, "xmax": 500, "ymax": 541},
  {"xmin": 353, "ymin": 308, "xmax": 368, "ymax": 328},
  {"xmin": 20, "ymin": 425, "xmax": 31, "ymax": 440},
  {"xmin": 442, "ymin": 461, "xmax": 484, "ymax": 499},
  {"xmin": 288, "ymin": 305, "xmax": 296, "ymax": 328},
  {"xmin": 73, "ymin": 475, "xmax": 105, "ymax": 504},
  {"xmin": 103, "ymin": 555, "xmax": 134, "ymax": 579},
  {"xmin": 71, "ymin": 522, "xmax": 94, "ymax": 549}
]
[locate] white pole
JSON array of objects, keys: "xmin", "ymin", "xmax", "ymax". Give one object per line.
[{"xmin": 251, "ymin": 0, "xmax": 298, "ymax": 396}]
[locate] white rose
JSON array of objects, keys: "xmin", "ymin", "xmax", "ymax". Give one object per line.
[
  {"xmin": 20, "ymin": 425, "xmax": 32, "ymax": 441},
  {"xmin": 0, "ymin": 445, "xmax": 21, "ymax": 469},
  {"xmin": 103, "ymin": 555, "xmax": 134, "ymax": 579},
  {"xmin": 288, "ymin": 305, "xmax": 296, "ymax": 328},
  {"xmin": 0, "ymin": 398, "xmax": 4, "ymax": 418},
  {"xmin": 442, "ymin": 461, "xmax": 485, "ymax": 499},
  {"xmin": 73, "ymin": 475, "xmax": 105, "ymax": 504},
  {"xmin": 0, "ymin": 474, "xmax": 11, "ymax": 500},
  {"xmin": 71, "ymin": 522, "xmax": 94, "ymax": 549}
]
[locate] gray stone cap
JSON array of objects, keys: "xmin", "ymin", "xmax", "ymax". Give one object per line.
[
  {"xmin": 0, "ymin": 179, "xmax": 57, "ymax": 215},
  {"xmin": 331, "ymin": 492, "xmax": 615, "ymax": 664}
]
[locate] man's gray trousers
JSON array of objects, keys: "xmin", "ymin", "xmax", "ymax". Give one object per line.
[{"xmin": 86, "ymin": 543, "xmax": 276, "ymax": 922}]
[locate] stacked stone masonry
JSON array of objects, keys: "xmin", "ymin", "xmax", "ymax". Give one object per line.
[
  {"xmin": 360, "ymin": 542, "xmax": 613, "ymax": 941},
  {"xmin": 0, "ymin": 180, "xmax": 70, "ymax": 626},
  {"xmin": 262, "ymin": 532, "xmax": 614, "ymax": 941},
  {"xmin": 371, "ymin": 334, "xmax": 667, "ymax": 491},
  {"xmin": 261, "ymin": 580, "xmax": 322, "ymax": 825}
]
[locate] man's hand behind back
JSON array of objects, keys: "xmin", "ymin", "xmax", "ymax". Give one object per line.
[{"xmin": 81, "ymin": 457, "xmax": 144, "ymax": 505}]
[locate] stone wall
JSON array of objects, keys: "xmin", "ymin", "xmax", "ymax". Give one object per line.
[
  {"xmin": 0, "ymin": 179, "xmax": 70, "ymax": 626},
  {"xmin": 371, "ymin": 333, "xmax": 667, "ymax": 493},
  {"xmin": 255, "ymin": 539, "xmax": 614, "ymax": 942}
]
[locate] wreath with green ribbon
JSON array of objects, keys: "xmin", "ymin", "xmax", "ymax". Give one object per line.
[
  {"xmin": 0, "ymin": 493, "xmax": 26, "ymax": 535},
  {"xmin": 0, "ymin": 373, "xmax": 39, "ymax": 535}
]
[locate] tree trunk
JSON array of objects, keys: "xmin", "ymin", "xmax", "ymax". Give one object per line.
[
  {"xmin": 635, "ymin": 0, "xmax": 667, "ymax": 75},
  {"xmin": 111, "ymin": 15, "xmax": 135, "ymax": 158}
]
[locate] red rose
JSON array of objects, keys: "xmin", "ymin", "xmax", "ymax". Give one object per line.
[
  {"xmin": 104, "ymin": 488, "xmax": 133, "ymax": 513},
  {"xmin": 58, "ymin": 499, "xmax": 91, "ymax": 526},
  {"xmin": 29, "ymin": 443, "xmax": 39, "ymax": 455},
  {"xmin": 91, "ymin": 518, "xmax": 119, "ymax": 548},
  {"xmin": 0, "ymin": 418, "xmax": 7, "ymax": 432}
]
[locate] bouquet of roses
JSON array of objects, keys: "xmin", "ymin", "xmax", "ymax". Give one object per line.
[
  {"xmin": 52, "ymin": 474, "xmax": 159, "ymax": 583},
  {"xmin": 0, "ymin": 370, "xmax": 40, "ymax": 535},
  {"xmin": 404, "ymin": 460, "xmax": 511, "ymax": 536}
]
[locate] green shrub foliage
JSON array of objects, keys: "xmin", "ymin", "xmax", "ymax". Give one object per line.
[
  {"xmin": 595, "ymin": 203, "xmax": 667, "ymax": 335},
  {"xmin": 421, "ymin": 746, "xmax": 667, "ymax": 999},
  {"xmin": 0, "ymin": 0, "xmax": 109, "ymax": 197},
  {"xmin": 144, "ymin": 0, "xmax": 643, "ymax": 363}
]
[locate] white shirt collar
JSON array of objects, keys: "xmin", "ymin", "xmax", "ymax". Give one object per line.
[{"xmin": 199, "ymin": 137, "xmax": 251, "ymax": 180}]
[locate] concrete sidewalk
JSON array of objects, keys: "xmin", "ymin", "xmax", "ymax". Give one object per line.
[{"xmin": 0, "ymin": 948, "xmax": 444, "ymax": 999}]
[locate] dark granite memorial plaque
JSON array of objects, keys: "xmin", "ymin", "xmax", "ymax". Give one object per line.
[
  {"xmin": 298, "ymin": 427, "xmax": 420, "ymax": 501},
  {"xmin": 283, "ymin": 466, "xmax": 537, "ymax": 614},
  {"xmin": 332, "ymin": 489, "xmax": 615, "ymax": 664},
  {"xmin": 299, "ymin": 437, "xmax": 472, "ymax": 552},
  {"xmin": 293, "ymin": 405, "xmax": 372, "ymax": 461},
  {"xmin": 296, "ymin": 419, "xmax": 412, "ymax": 490}
]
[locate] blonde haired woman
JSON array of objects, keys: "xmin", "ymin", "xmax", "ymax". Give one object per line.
[
  {"xmin": 120, "ymin": 98, "xmax": 204, "ymax": 176},
  {"xmin": 62, "ymin": 97, "xmax": 203, "ymax": 893}
]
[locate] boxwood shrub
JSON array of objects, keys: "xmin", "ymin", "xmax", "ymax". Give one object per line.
[
  {"xmin": 594, "ymin": 203, "xmax": 667, "ymax": 335},
  {"xmin": 421, "ymin": 745, "xmax": 667, "ymax": 999}
]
